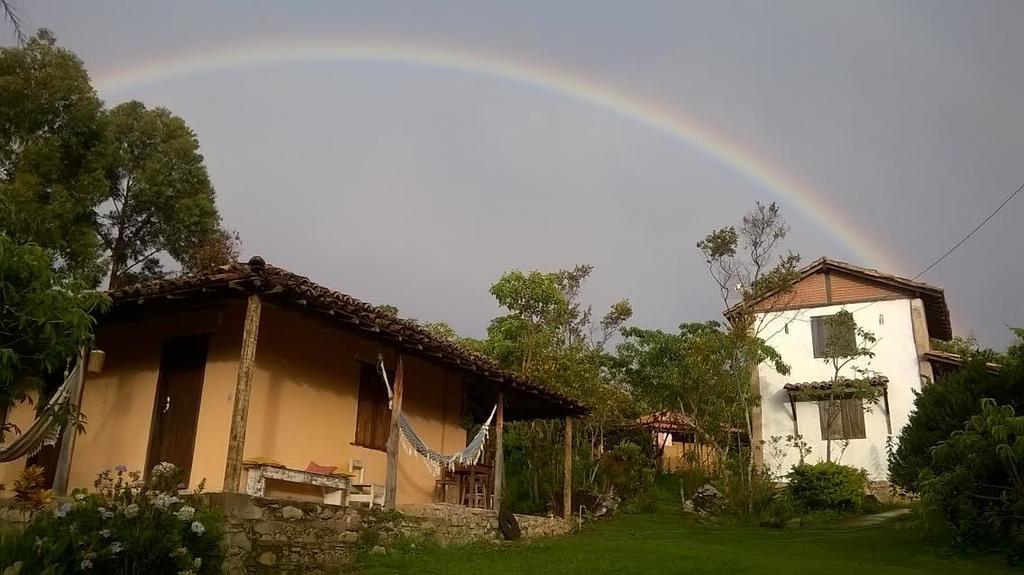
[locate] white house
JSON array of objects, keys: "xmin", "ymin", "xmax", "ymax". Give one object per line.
[{"xmin": 742, "ymin": 258, "xmax": 952, "ymax": 481}]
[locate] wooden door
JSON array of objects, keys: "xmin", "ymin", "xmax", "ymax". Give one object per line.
[{"xmin": 146, "ymin": 335, "xmax": 209, "ymax": 485}]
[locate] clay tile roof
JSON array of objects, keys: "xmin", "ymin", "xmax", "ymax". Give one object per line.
[
  {"xmin": 106, "ymin": 256, "xmax": 587, "ymax": 418},
  {"xmin": 726, "ymin": 257, "xmax": 952, "ymax": 341},
  {"xmin": 922, "ymin": 350, "xmax": 1001, "ymax": 374},
  {"xmin": 782, "ymin": 375, "xmax": 889, "ymax": 394}
]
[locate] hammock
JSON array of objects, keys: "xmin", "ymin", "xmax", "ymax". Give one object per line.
[
  {"xmin": 0, "ymin": 361, "xmax": 79, "ymax": 462},
  {"xmin": 378, "ymin": 358, "xmax": 496, "ymax": 477}
]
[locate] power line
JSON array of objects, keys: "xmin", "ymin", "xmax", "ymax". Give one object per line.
[
  {"xmin": 912, "ymin": 179, "xmax": 1024, "ymax": 280},
  {"xmin": 764, "ymin": 179, "xmax": 1024, "ymax": 333}
]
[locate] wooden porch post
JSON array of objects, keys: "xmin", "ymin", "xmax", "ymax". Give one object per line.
[
  {"xmin": 223, "ymin": 294, "xmax": 262, "ymax": 493},
  {"xmin": 563, "ymin": 416, "xmax": 573, "ymax": 521},
  {"xmin": 493, "ymin": 391, "xmax": 504, "ymax": 511},
  {"xmin": 384, "ymin": 354, "xmax": 405, "ymax": 509},
  {"xmin": 53, "ymin": 347, "xmax": 88, "ymax": 495}
]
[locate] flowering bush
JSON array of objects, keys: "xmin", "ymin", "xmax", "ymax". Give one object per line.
[{"xmin": 17, "ymin": 463, "xmax": 222, "ymax": 574}]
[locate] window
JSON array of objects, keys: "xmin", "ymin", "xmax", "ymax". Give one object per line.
[
  {"xmin": 354, "ymin": 362, "xmax": 392, "ymax": 451},
  {"xmin": 810, "ymin": 314, "xmax": 857, "ymax": 358},
  {"xmin": 817, "ymin": 399, "xmax": 866, "ymax": 440}
]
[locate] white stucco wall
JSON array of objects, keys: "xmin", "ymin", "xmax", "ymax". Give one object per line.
[{"xmin": 756, "ymin": 298, "xmax": 925, "ymax": 480}]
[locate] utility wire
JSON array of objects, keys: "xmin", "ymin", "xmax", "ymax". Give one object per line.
[
  {"xmin": 762, "ymin": 179, "xmax": 1024, "ymax": 333},
  {"xmin": 911, "ymin": 180, "xmax": 1024, "ymax": 281}
]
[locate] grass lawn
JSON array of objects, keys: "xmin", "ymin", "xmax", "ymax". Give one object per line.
[{"xmin": 359, "ymin": 507, "xmax": 1013, "ymax": 575}]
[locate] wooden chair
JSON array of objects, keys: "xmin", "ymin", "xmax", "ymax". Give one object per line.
[
  {"xmin": 347, "ymin": 459, "xmax": 384, "ymax": 508},
  {"xmin": 434, "ymin": 469, "xmax": 458, "ymax": 504}
]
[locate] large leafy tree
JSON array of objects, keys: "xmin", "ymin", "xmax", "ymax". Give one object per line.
[
  {"xmin": 101, "ymin": 101, "xmax": 221, "ymax": 288},
  {"xmin": 0, "ymin": 30, "xmax": 109, "ymax": 285},
  {"xmin": 0, "ymin": 235, "xmax": 108, "ymax": 434},
  {"xmin": 480, "ymin": 265, "xmax": 634, "ymax": 511},
  {"xmin": 616, "ymin": 322, "xmax": 788, "ymax": 465}
]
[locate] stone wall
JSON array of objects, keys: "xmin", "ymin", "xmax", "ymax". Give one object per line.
[{"xmin": 204, "ymin": 494, "xmax": 570, "ymax": 574}]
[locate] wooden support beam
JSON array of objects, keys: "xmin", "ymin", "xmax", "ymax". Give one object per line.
[
  {"xmin": 223, "ymin": 294, "xmax": 263, "ymax": 493},
  {"xmin": 384, "ymin": 354, "xmax": 405, "ymax": 509},
  {"xmin": 493, "ymin": 392, "xmax": 505, "ymax": 511},
  {"xmin": 563, "ymin": 416, "xmax": 573, "ymax": 522},
  {"xmin": 53, "ymin": 347, "xmax": 88, "ymax": 496}
]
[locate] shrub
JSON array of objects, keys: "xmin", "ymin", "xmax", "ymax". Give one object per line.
[
  {"xmin": 786, "ymin": 461, "xmax": 868, "ymax": 511},
  {"xmin": 17, "ymin": 463, "xmax": 223, "ymax": 574},
  {"xmin": 596, "ymin": 441, "xmax": 657, "ymax": 511},
  {"xmin": 889, "ymin": 358, "xmax": 1024, "ymax": 492},
  {"xmin": 919, "ymin": 400, "xmax": 1024, "ymax": 560}
]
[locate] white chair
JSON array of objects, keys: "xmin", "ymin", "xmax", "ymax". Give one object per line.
[{"xmin": 347, "ymin": 459, "xmax": 384, "ymax": 508}]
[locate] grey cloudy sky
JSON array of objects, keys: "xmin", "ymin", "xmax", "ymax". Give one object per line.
[{"xmin": 11, "ymin": 1, "xmax": 1024, "ymax": 347}]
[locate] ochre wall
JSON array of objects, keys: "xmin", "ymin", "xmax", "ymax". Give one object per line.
[
  {"xmin": 0, "ymin": 302, "xmax": 465, "ymax": 506},
  {"xmin": 0, "ymin": 392, "xmax": 42, "ymax": 487},
  {"xmin": 244, "ymin": 306, "xmax": 466, "ymax": 505},
  {"xmin": 68, "ymin": 303, "xmax": 246, "ymax": 491}
]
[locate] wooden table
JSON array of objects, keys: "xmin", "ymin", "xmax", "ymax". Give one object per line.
[{"xmin": 243, "ymin": 463, "xmax": 352, "ymax": 506}]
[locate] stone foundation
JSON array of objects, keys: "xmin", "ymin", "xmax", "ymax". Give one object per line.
[
  {"xmin": 204, "ymin": 494, "xmax": 570, "ymax": 574},
  {"xmin": 398, "ymin": 503, "xmax": 571, "ymax": 543}
]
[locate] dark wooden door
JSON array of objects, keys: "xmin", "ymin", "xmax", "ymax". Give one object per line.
[{"xmin": 146, "ymin": 335, "xmax": 209, "ymax": 485}]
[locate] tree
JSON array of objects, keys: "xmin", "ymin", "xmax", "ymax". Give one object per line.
[
  {"xmin": 178, "ymin": 227, "xmax": 242, "ymax": 274},
  {"xmin": 806, "ymin": 310, "xmax": 880, "ymax": 462},
  {"xmin": 100, "ymin": 101, "xmax": 221, "ymax": 288},
  {"xmin": 0, "ymin": 30, "xmax": 109, "ymax": 285},
  {"xmin": 0, "ymin": 235, "xmax": 109, "ymax": 437},
  {"xmin": 479, "ymin": 265, "xmax": 634, "ymax": 511},
  {"xmin": 694, "ymin": 202, "xmax": 799, "ymax": 469},
  {"xmin": 1, "ymin": 0, "xmax": 24, "ymax": 44},
  {"xmin": 889, "ymin": 350, "xmax": 1024, "ymax": 492},
  {"xmin": 617, "ymin": 322, "xmax": 788, "ymax": 466}
]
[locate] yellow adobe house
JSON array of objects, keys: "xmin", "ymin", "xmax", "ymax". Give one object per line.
[{"xmin": 0, "ymin": 257, "xmax": 584, "ymax": 509}]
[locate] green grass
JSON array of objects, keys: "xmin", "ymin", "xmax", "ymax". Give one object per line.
[{"xmin": 359, "ymin": 480, "xmax": 1013, "ymax": 575}]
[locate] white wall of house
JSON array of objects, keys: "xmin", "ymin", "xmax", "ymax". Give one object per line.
[{"xmin": 756, "ymin": 298, "xmax": 926, "ymax": 481}]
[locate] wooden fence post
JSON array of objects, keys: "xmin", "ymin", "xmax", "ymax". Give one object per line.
[
  {"xmin": 493, "ymin": 392, "xmax": 504, "ymax": 511},
  {"xmin": 384, "ymin": 354, "xmax": 405, "ymax": 509},
  {"xmin": 223, "ymin": 294, "xmax": 262, "ymax": 493},
  {"xmin": 53, "ymin": 347, "xmax": 88, "ymax": 495},
  {"xmin": 563, "ymin": 416, "xmax": 573, "ymax": 521}
]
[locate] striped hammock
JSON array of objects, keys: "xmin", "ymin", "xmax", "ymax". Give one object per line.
[
  {"xmin": 378, "ymin": 359, "xmax": 496, "ymax": 477},
  {"xmin": 0, "ymin": 361, "xmax": 79, "ymax": 462}
]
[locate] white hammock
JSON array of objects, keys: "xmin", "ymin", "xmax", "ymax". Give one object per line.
[
  {"xmin": 378, "ymin": 358, "xmax": 496, "ymax": 477},
  {"xmin": 0, "ymin": 361, "xmax": 79, "ymax": 462}
]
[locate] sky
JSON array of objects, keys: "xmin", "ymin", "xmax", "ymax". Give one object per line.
[{"xmin": 8, "ymin": 1, "xmax": 1024, "ymax": 348}]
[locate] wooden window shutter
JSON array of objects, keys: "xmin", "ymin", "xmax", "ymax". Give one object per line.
[
  {"xmin": 840, "ymin": 398, "xmax": 866, "ymax": 439},
  {"xmin": 811, "ymin": 317, "xmax": 826, "ymax": 358},
  {"xmin": 355, "ymin": 363, "xmax": 392, "ymax": 451},
  {"xmin": 817, "ymin": 401, "xmax": 842, "ymax": 440}
]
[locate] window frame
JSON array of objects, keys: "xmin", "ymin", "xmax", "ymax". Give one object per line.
[{"xmin": 810, "ymin": 314, "xmax": 857, "ymax": 359}]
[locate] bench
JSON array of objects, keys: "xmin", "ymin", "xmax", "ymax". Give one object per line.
[{"xmin": 243, "ymin": 461, "xmax": 352, "ymax": 506}]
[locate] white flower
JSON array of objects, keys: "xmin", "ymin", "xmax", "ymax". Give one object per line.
[
  {"xmin": 171, "ymin": 546, "xmax": 188, "ymax": 557},
  {"xmin": 99, "ymin": 529, "xmax": 111, "ymax": 538},
  {"xmin": 175, "ymin": 506, "xmax": 195, "ymax": 521},
  {"xmin": 153, "ymin": 462, "xmax": 177, "ymax": 477},
  {"xmin": 109, "ymin": 541, "xmax": 123, "ymax": 554},
  {"xmin": 100, "ymin": 508, "xmax": 114, "ymax": 520},
  {"xmin": 80, "ymin": 559, "xmax": 93, "ymax": 570},
  {"xmin": 154, "ymin": 493, "xmax": 179, "ymax": 510},
  {"xmin": 123, "ymin": 503, "xmax": 140, "ymax": 518},
  {"xmin": 190, "ymin": 521, "xmax": 205, "ymax": 536},
  {"xmin": 192, "ymin": 557, "xmax": 202, "ymax": 568},
  {"xmin": 74, "ymin": 493, "xmax": 87, "ymax": 502},
  {"xmin": 54, "ymin": 503, "xmax": 72, "ymax": 518}
]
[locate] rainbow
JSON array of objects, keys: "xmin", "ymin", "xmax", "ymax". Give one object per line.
[{"xmin": 93, "ymin": 38, "xmax": 899, "ymax": 271}]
